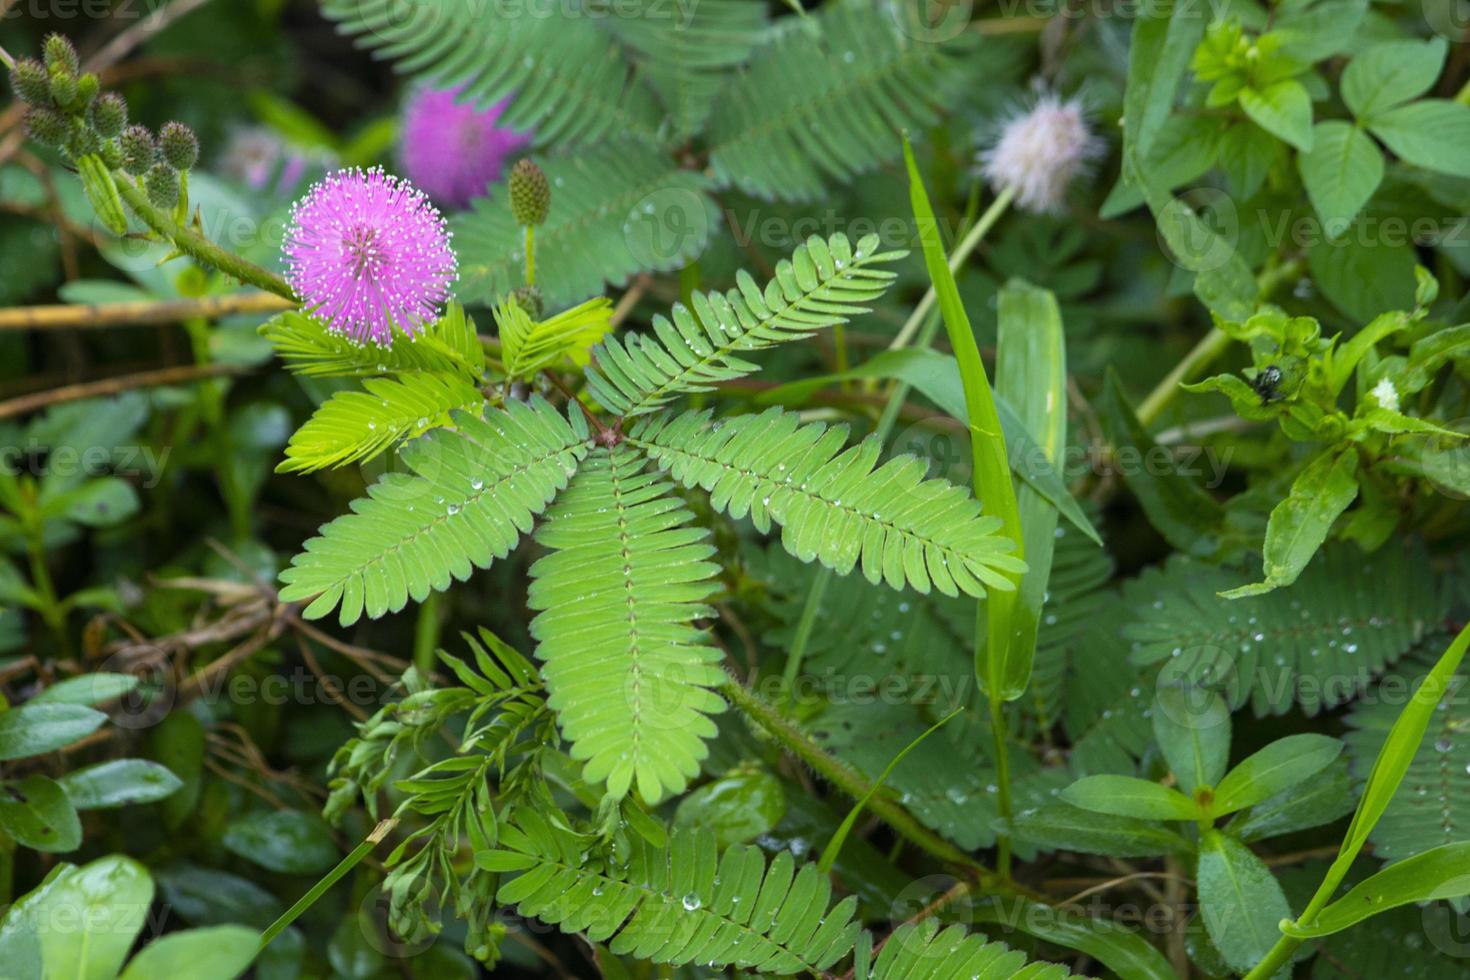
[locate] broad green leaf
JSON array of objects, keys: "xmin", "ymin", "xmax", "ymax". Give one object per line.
[
  {"xmin": 1369, "ymin": 100, "xmax": 1470, "ymax": 177},
  {"xmin": 1211, "ymin": 734, "xmax": 1342, "ymax": 817},
  {"xmin": 1343, "ymin": 38, "xmax": 1449, "ymax": 118},
  {"xmin": 1061, "ymin": 774, "xmax": 1203, "ymax": 821},
  {"xmin": 1222, "ymin": 449, "xmax": 1359, "ymax": 598},
  {"xmin": 0, "ymin": 774, "xmax": 81, "ymax": 853},
  {"xmin": 58, "ymin": 759, "xmax": 184, "ymax": 810},
  {"xmin": 1099, "ymin": 371, "xmax": 1226, "ymax": 558},
  {"xmin": 1004, "ymin": 802, "xmax": 1191, "ymax": 858},
  {"xmin": 0, "ymin": 703, "xmax": 107, "ymax": 760},
  {"xmin": 1298, "ymin": 121, "xmax": 1383, "ymax": 233},
  {"xmin": 151, "ymin": 710, "xmax": 205, "ymax": 829},
  {"xmin": 119, "ymin": 926, "xmax": 260, "ymax": 980},
  {"xmin": 1240, "ymin": 80, "xmax": 1313, "ymax": 152},
  {"xmin": 974, "ymin": 899, "xmax": 1178, "ymax": 980},
  {"xmin": 222, "ymin": 810, "xmax": 339, "ymax": 875},
  {"xmin": 1, "ymin": 855, "xmax": 155, "ymax": 980},
  {"xmin": 1282, "ymin": 843, "xmax": 1470, "ymax": 939},
  {"xmin": 48, "ymin": 477, "xmax": 140, "ymax": 528},
  {"xmin": 1308, "ymin": 224, "xmax": 1418, "ymax": 321},
  {"xmin": 1196, "ymin": 830, "xmax": 1293, "ymax": 974},
  {"xmin": 673, "ymin": 767, "xmax": 785, "ymax": 848},
  {"xmin": 1153, "ymin": 684, "xmax": 1231, "ymax": 795},
  {"xmin": 1270, "ymin": 0, "xmax": 1366, "ymax": 62},
  {"xmin": 1227, "ymin": 756, "xmax": 1355, "ymax": 842},
  {"xmin": 1120, "ymin": 0, "xmax": 1210, "ymax": 172},
  {"xmin": 30, "ymin": 672, "xmax": 139, "ymax": 706},
  {"xmin": 992, "ymin": 279, "xmax": 1068, "ymax": 699}
]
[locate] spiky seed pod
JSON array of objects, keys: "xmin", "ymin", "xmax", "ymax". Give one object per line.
[
  {"xmin": 43, "ymin": 34, "xmax": 80, "ymax": 77},
  {"xmin": 48, "ymin": 71, "xmax": 78, "ymax": 110},
  {"xmin": 24, "ymin": 107, "xmax": 69, "ymax": 150},
  {"xmin": 159, "ymin": 121, "xmax": 199, "ymax": 170},
  {"xmin": 120, "ymin": 125, "xmax": 156, "ymax": 176},
  {"xmin": 91, "ymin": 92, "xmax": 127, "ymax": 138},
  {"xmin": 69, "ymin": 125, "xmax": 102, "ymax": 158},
  {"xmin": 508, "ymin": 159, "xmax": 550, "ymax": 227},
  {"xmin": 75, "ymin": 73, "xmax": 99, "ymax": 108},
  {"xmin": 512, "ymin": 284, "xmax": 544, "ymax": 320},
  {"xmin": 144, "ymin": 162, "xmax": 180, "ymax": 210},
  {"xmin": 9, "ymin": 59, "xmax": 51, "ymax": 106}
]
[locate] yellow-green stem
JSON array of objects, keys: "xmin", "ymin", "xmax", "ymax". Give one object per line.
[{"xmin": 524, "ymin": 225, "xmax": 536, "ymax": 287}]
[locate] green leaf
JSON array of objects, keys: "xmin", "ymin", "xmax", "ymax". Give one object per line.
[
  {"xmin": 585, "ymin": 234, "xmax": 903, "ymax": 417},
  {"xmin": 30, "ymin": 672, "xmax": 139, "ymax": 706},
  {"xmin": 49, "ymin": 476, "xmax": 140, "ymax": 528},
  {"xmin": 528, "ymin": 447, "xmax": 726, "ymax": 803},
  {"xmin": 1283, "ymin": 843, "xmax": 1470, "ymax": 939},
  {"xmin": 1240, "ymin": 80, "xmax": 1314, "ymax": 151},
  {"xmin": 260, "ymin": 304, "xmax": 484, "ymax": 380},
  {"xmin": 1368, "ymin": 100, "xmax": 1470, "ymax": 177},
  {"xmin": 1343, "ymin": 38, "xmax": 1449, "ymax": 119},
  {"xmin": 1308, "ymin": 222, "xmax": 1418, "ymax": 321},
  {"xmin": 473, "ymin": 850, "xmax": 539, "ymax": 873},
  {"xmin": 630, "ymin": 408, "xmax": 1027, "ymax": 599},
  {"xmin": 0, "ymin": 703, "xmax": 107, "ymax": 760},
  {"xmin": 1222, "ymin": 449, "xmax": 1359, "ymax": 598},
  {"xmin": 0, "ymin": 856, "xmax": 154, "ymax": 980},
  {"xmin": 498, "ymin": 296, "xmax": 614, "ymax": 378},
  {"xmin": 1211, "ymin": 734, "xmax": 1342, "ymax": 817},
  {"xmin": 1005, "ymin": 802, "xmax": 1191, "ymax": 858},
  {"xmin": 1227, "ymin": 755, "xmax": 1356, "ymax": 842},
  {"xmin": 673, "ymin": 767, "xmax": 786, "ymax": 849},
  {"xmin": 1153, "ymin": 685, "xmax": 1231, "ymax": 795},
  {"xmin": 222, "ymin": 810, "xmax": 339, "ymax": 875},
  {"xmin": 1061, "ymin": 774, "xmax": 1203, "ymax": 821},
  {"xmin": 279, "ymin": 398, "xmax": 589, "ymax": 625},
  {"xmin": 1298, "ymin": 121, "xmax": 1383, "ymax": 233},
  {"xmin": 151, "ymin": 710, "xmax": 205, "ymax": 829},
  {"xmin": 0, "ymin": 774, "xmax": 81, "ymax": 853},
  {"xmin": 974, "ymin": 900, "xmax": 1178, "ymax": 980},
  {"xmin": 58, "ymin": 759, "xmax": 184, "ymax": 810},
  {"xmin": 119, "ymin": 926, "xmax": 260, "ymax": 980},
  {"xmin": 854, "ymin": 917, "xmax": 1082, "ymax": 979},
  {"xmin": 1270, "ymin": 0, "xmax": 1366, "ymax": 62},
  {"xmin": 1196, "ymin": 829, "xmax": 1293, "ymax": 974},
  {"xmin": 277, "ymin": 373, "xmax": 484, "ymax": 474},
  {"xmin": 1099, "ymin": 371, "xmax": 1226, "ymax": 557}
]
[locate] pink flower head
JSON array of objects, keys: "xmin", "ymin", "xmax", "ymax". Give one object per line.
[
  {"xmin": 401, "ymin": 85, "xmax": 531, "ymax": 209},
  {"xmin": 283, "ymin": 167, "xmax": 457, "ymax": 345}
]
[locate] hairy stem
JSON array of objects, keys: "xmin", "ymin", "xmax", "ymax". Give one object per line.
[{"xmin": 112, "ymin": 173, "xmax": 297, "ymax": 301}]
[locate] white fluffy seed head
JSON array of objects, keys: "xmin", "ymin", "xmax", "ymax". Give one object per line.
[
  {"xmin": 1371, "ymin": 378, "xmax": 1399, "ymax": 412},
  {"xmin": 980, "ymin": 93, "xmax": 1101, "ymax": 214}
]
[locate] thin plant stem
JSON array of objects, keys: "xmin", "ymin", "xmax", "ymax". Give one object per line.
[
  {"xmin": 524, "ymin": 225, "xmax": 536, "ymax": 287},
  {"xmin": 413, "ymin": 590, "xmax": 444, "ymax": 676},
  {"xmin": 258, "ymin": 818, "xmax": 398, "ymax": 953},
  {"xmin": 112, "ymin": 173, "xmax": 297, "ymax": 301},
  {"xmin": 988, "ymin": 692, "xmax": 1013, "ymax": 878},
  {"xmin": 779, "ymin": 568, "xmax": 829, "ymax": 712}
]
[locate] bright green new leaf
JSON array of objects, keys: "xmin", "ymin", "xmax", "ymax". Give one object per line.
[
  {"xmin": 1282, "ymin": 842, "xmax": 1470, "ymax": 939},
  {"xmin": 1060, "ymin": 774, "xmax": 1203, "ymax": 821},
  {"xmin": 1197, "ymin": 830, "xmax": 1293, "ymax": 975},
  {"xmin": 497, "ymin": 296, "xmax": 614, "ymax": 377},
  {"xmin": 1210, "ymin": 734, "xmax": 1342, "ymax": 817},
  {"xmin": 119, "ymin": 926, "xmax": 260, "ymax": 980},
  {"xmin": 0, "ymin": 703, "xmax": 107, "ymax": 760},
  {"xmin": 1342, "ymin": 38, "xmax": 1449, "ymax": 119},
  {"xmin": 1153, "ymin": 684, "xmax": 1231, "ymax": 795},
  {"xmin": 1240, "ymin": 80, "xmax": 1313, "ymax": 152},
  {"xmin": 1368, "ymin": 100, "xmax": 1470, "ymax": 177}
]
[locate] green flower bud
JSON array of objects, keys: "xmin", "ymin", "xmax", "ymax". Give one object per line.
[
  {"xmin": 512, "ymin": 284, "xmax": 544, "ymax": 319},
  {"xmin": 43, "ymin": 34, "xmax": 80, "ymax": 77},
  {"xmin": 120, "ymin": 125, "xmax": 156, "ymax": 176},
  {"xmin": 99, "ymin": 139, "xmax": 123, "ymax": 170},
  {"xmin": 75, "ymin": 73, "xmax": 99, "ymax": 108},
  {"xmin": 8, "ymin": 59, "xmax": 51, "ymax": 106},
  {"xmin": 69, "ymin": 125, "xmax": 102, "ymax": 158},
  {"xmin": 508, "ymin": 159, "xmax": 550, "ymax": 227},
  {"xmin": 91, "ymin": 92, "xmax": 127, "ymax": 138},
  {"xmin": 49, "ymin": 71, "xmax": 77, "ymax": 110},
  {"xmin": 158, "ymin": 121, "xmax": 199, "ymax": 170},
  {"xmin": 24, "ymin": 107, "xmax": 69, "ymax": 150},
  {"xmin": 144, "ymin": 162, "xmax": 180, "ymax": 210}
]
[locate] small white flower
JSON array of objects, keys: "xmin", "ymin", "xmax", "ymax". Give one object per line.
[
  {"xmin": 1371, "ymin": 378, "xmax": 1399, "ymax": 412},
  {"xmin": 979, "ymin": 93, "xmax": 1102, "ymax": 214}
]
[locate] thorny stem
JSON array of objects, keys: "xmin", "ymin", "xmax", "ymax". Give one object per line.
[{"xmin": 112, "ymin": 173, "xmax": 298, "ymax": 301}]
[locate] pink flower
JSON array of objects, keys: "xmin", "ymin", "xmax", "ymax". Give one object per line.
[
  {"xmin": 401, "ymin": 86, "xmax": 531, "ymax": 209},
  {"xmin": 283, "ymin": 167, "xmax": 457, "ymax": 345}
]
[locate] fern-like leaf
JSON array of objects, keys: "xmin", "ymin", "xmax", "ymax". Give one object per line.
[
  {"xmin": 277, "ymin": 373, "xmax": 484, "ymax": 474},
  {"xmin": 477, "ymin": 817, "xmax": 861, "ymax": 974},
  {"xmin": 455, "ymin": 139, "xmax": 716, "ymax": 307},
  {"xmin": 261, "ymin": 304, "xmax": 483, "ymax": 379},
  {"xmin": 280, "ymin": 397, "xmax": 590, "ymax": 625},
  {"xmin": 586, "ymin": 233, "xmax": 904, "ymax": 417},
  {"xmin": 854, "ymin": 919, "xmax": 1079, "ymax": 979},
  {"xmin": 630, "ymin": 407, "xmax": 1026, "ymax": 597},
  {"xmin": 527, "ymin": 447, "xmax": 725, "ymax": 802},
  {"xmin": 707, "ymin": 0, "xmax": 974, "ymax": 201},
  {"xmin": 320, "ymin": 0, "xmax": 663, "ymax": 148},
  {"xmin": 497, "ymin": 296, "xmax": 614, "ymax": 378},
  {"xmin": 609, "ymin": 0, "xmax": 768, "ymax": 139}
]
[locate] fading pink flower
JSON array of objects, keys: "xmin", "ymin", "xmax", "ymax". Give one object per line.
[
  {"xmin": 401, "ymin": 85, "xmax": 531, "ymax": 209},
  {"xmin": 980, "ymin": 93, "xmax": 1102, "ymax": 214},
  {"xmin": 283, "ymin": 167, "xmax": 457, "ymax": 345}
]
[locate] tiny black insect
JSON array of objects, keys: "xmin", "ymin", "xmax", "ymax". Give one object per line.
[{"xmin": 1249, "ymin": 364, "xmax": 1284, "ymax": 403}]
